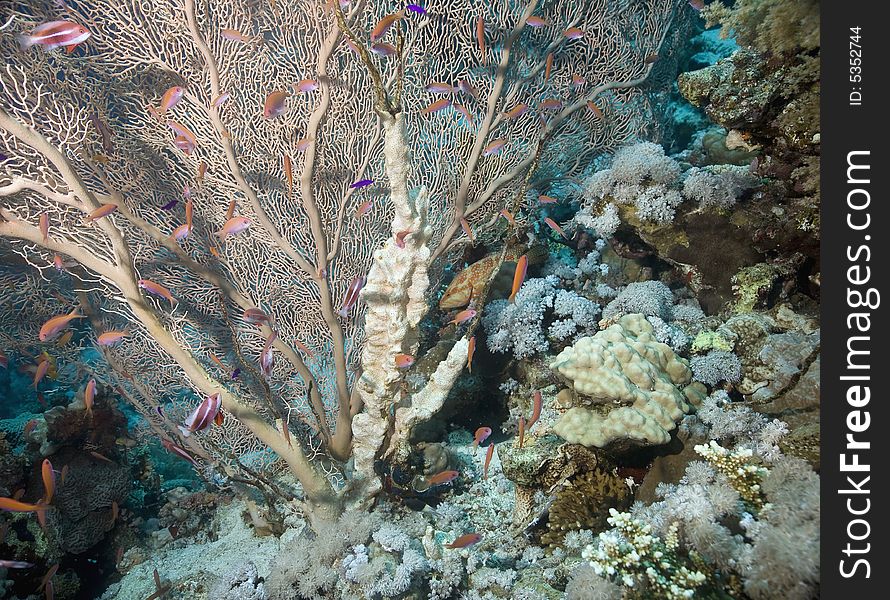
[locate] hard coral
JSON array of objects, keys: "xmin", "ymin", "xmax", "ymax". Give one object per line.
[
  {"xmin": 550, "ymin": 314, "xmax": 706, "ymax": 451},
  {"xmin": 540, "ymin": 470, "xmax": 632, "ymax": 549}
]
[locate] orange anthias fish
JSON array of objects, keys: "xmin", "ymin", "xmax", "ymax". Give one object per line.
[
  {"xmin": 216, "ymin": 216, "xmax": 251, "ymax": 240},
  {"xmin": 466, "ymin": 336, "xmax": 475, "ymax": 372},
  {"xmin": 509, "ymin": 255, "xmax": 527, "ymax": 302},
  {"xmin": 483, "ymin": 443, "xmax": 495, "ymax": 479},
  {"xmin": 159, "ymin": 86, "xmax": 185, "ymax": 112},
  {"xmin": 371, "ymin": 11, "xmax": 404, "ymax": 42},
  {"xmin": 33, "ymin": 359, "xmax": 49, "ymax": 389},
  {"xmin": 263, "ymin": 91, "xmax": 289, "ymax": 119},
  {"xmin": 538, "ymin": 195, "xmax": 558, "ymax": 204},
  {"xmin": 427, "ymin": 470, "xmax": 459, "ymax": 486},
  {"xmin": 518, "ymin": 416, "xmax": 525, "ymax": 449},
  {"xmin": 498, "ymin": 209, "xmax": 515, "ymax": 226},
  {"xmin": 220, "ymin": 28, "xmax": 255, "ymax": 43},
  {"xmin": 543, "ymin": 217, "xmax": 568, "ymax": 239},
  {"xmin": 452, "ymin": 104, "xmax": 474, "ymax": 126},
  {"xmin": 39, "ymin": 213, "xmax": 49, "ymax": 242},
  {"xmin": 354, "ymin": 200, "xmax": 373, "ymax": 219},
  {"xmin": 544, "ymin": 53, "xmax": 553, "ymax": 82},
  {"xmin": 39, "ymin": 309, "xmax": 83, "ymax": 342},
  {"xmin": 84, "ymin": 378, "xmax": 96, "ymax": 418},
  {"xmin": 482, "ymin": 139, "xmax": 506, "ymax": 157},
  {"xmin": 55, "ymin": 330, "xmax": 73, "ymax": 347},
  {"xmin": 283, "ymin": 154, "xmax": 293, "ymax": 198},
  {"xmin": 503, "ymin": 103, "xmax": 529, "ymax": 120},
  {"xmin": 422, "ymin": 98, "xmax": 451, "ymax": 114},
  {"xmin": 586, "ymin": 101, "xmax": 603, "ymax": 119},
  {"xmin": 527, "ymin": 390, "xmax": 542, "ymax": 430},
  {"xmin": 97, "ymin": 330, "xmax": 128, "ymax": 346},
  {"xmin": 459, "ymin": 217, "xmax": 474, "ymax": 242},
  {"xmin": 17, "ymin": 20, "xmax": 91, "ymax": 51},
  {"xmin": 0, "ymin": 497, "xmax": 45, "ymax": 512},
  {"xmin": 395, "ymin": 353, "xmax": 414, "ymax": 368},
  {"xmin": 472, "ymin": 426, "xmax": 492, "ymax": 447},
  {"xmin": 449, "ymin": 308, "xmax": 476, "ymax": 325},
  {"xmin": 475, "ymin": 15, "xmax": 486, "ymax": 57},
  {"xmin": 138, "ymin": 279, "xmax": 176, "ymax": 305},
  {"xmin": 446, "ymin": 532, "xmax": 482, "ymax": 549},
  {"xmin": 84, "ymin": 203, "xmax": 118, "ymax": 223},
  {"xmin": 41, "ymin": 459, "xmax": 55, "ymax": 504}
]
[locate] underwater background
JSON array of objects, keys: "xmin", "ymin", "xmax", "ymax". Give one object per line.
[{"xmin": 0, "ymin": 0, "xmax": 820, "ymax": 598}]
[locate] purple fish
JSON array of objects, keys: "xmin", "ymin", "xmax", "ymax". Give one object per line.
[
  {"xmin": 350, "ymin": 179, "xmax": 374, "ymax": 189},
  {"xmin": 155, "ymin": 405, "xmax": 165, "ymax": 419},
  {"xmin": 161, "ymin": 199, "xmax": 178, "ymax": 210},
  {"xmin": 231, "ymin": 368, "xmax": 241, "ymax": 380},
  {"xmin": 406, "ymin": 3, "xmax": 426, "ymax": 15},
  {"xmin": 179, "ymin": 392, "xmax": 221, "ymax": 436}
]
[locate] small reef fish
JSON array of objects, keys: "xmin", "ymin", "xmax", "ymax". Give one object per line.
[
  {"xmin": 395, "ymin": 353, "xmax": 414, "ymax": 368},
  {"xmin": 586, "ymin": 100, "xmax": 603, "ymax": 119},
  {"xmin": 160, "ymin": 86, "xmax": 184, "ymax": 112},
  {"xmin": 0, "ymin": 497, "xmax": 45, "ymax": 512},
  {"xmin": 539, "ymin": 99, "xmax": 562, "ymax": 111},
  {"xmin": 295, "ymin": 138, "xmax": 313, "ymax": 151},
  {"xmin": 498, "ymin": 209, "xmax": 515, "ymax": 226},
  {"xmin": 283, "ymin": 154, "xmax": 293, "ymax": 197},
  {"xmin": 371, "ymin": 11, "xmax": 404, "ymax": 41},
  {"xmin": 97, "ymin": 330, "xmax": 128, "ymax": 346},
  {"xmin": 84, "ymin": 378, "xmax": 96, "ymax": 418},
  {"xmin": 544, "ymin": 53, "xmax": 553, "ymax": 82},
  {"xmin": 450, "ymin": 308, "xmax": 477, "ymax": 325},
  {"xmin": 509, "ymin": 255, "xmax": 527, "ymax": 302},
  {"xmin": 243, "ymin": 307, "xmax": 272, "ymax": 326},
  {"xmin": 526, "ymin": 16, "xmax": 548, "ymax": 27},
  {"xmin": 166, "ymin": 120, "xmax": 197, "ymax": 147},
  {"xmin": 527, "ymin": 390, "xmax": 542, "ymax": 430},
  {"xmin": 173, "ymin": 136, "xmax": 194, "ymax": 154},
  {"xmin": 447, "ymin": 532, "xmax": 482, "ymax": 549},
  {"xmin": 571, "ymin": 73, "xmax": 586, "ymax": 88},
  {"xmin": 354, "ymin": 200, "xmax": 373, "ymax": 218},
  {"xmin": 394, "ymin": 230, "xmax": 410, "ymax": 248},
  {"xmin": 689, "ymin": 0, "xmax": 705, "ymax": 10},
  {"xmin": 459, "ymin": 217, "xmax": 474, "ymax": 242},
  {"xmin": 260, "ymin": 331, "xmax": 277, "ymax": 377},
  {"xmin": 476, "ymin": 16, "xmax": 486, "ymax": 57},
  {"xmin": 17, "ymin": 20, "xmax": 90, "ymax": 51},
  {"xmin": 53, "ymin": 254, "xmax": 64, "ymax": 271},
  {"xmin": 503, "ymin": 103, "xmax": 529, "ymax": 119},
  {"xmin": 406, "ymin": 3, "xmax": 427, "ymax": 15},
  {"xmin": 0, "ymin": 351, "xmax": 7, "ymax": 369},
  {"xmin": 41, "ymin": 459, "xmax": 55, "ymax": 504},
  {"xmin": 216, "ymin": 216, "xmax": 251, "ymax": 240},
  {"xmin": 294, "ymin": 79, "xmax": 319, "ymax": 93},
  {"xmin": 518, "ymin": 416, "xmax": 525, "ymax": 449},
  {"xmin": 472, "ymin": 426, "xmax": 492, "ymax": 447},
  {"xmin": 564, "ymin": 27, "xmax": 584, "ymax": 39},
  {"xmin": 454, "ymin": 104, "xmax": 475, "ymax": 125},
  {"xmin": 89, "ymin": 112, "xmax": 115, "ymax": 154},
  {"xmin": 427, "ymin": 470, "xmax": 459, "ymax": 486},
  {"xmin": 33, "ymin": 359, "xmax": 49, "ymax": 389},
  {"xmin": 466, "ymin": 336, "xmax": 475, "ymax": 372},
  {"xmin": 350, "ymin": 178, "xmax": 374, "ymax": 189},
  {"xmin": 138, "ymin": 279, "xmax": 176, "ymax": 305},
  {"xmin": 293, "ymin": 339, "xmax": 314, "ymax": 359},
  {"xmin": 0, "ymin": 560, "xmax": 33, "ymax": 569},
  {"xmin": 457, "ymin": 79, "xmax": 479, "ymax": 100},
  {"xmin": 371, "ymin": 42, "xmax": 397, "ymax": 56},
  {"xmin": 483, "ymin": 139, "xmax": 506, "ymax": 156},
  {"xmin": 179, "ymin": 392, "xmax": 222, "ymax": 436},
  {"xmin": 162, "ymin": 438, "xmax": 199, "ymax": 466},
  {"xmin": 422, "ymin": 99, "xmax": 451, "ymax": 114},
  {"xmin": 426, "ymin": 82, "xmax": 455, "ymax": 94},
  {"xmin": 220, "ymin": 28, "xmax": 254, "ymax": 43},
  {"xmin": 538, "ymin": 194, "xmax": 558, "ymax": 204},
  {"xmin": 263, "ymin": 90, "xmax": 289, "ymax": 119},
  {"xmin": 39, "ymin": 213, "xmax": 49, "ymax": 242},
  {"xmin": 543, "ymin": 217, "xmax": 568, "ymax": 239},
  {"xmin": 84, "ymin": 203, "xmax": 118, "ymax": 223},
  {"xmin": 170, "ymin": 223, "xmax": 191, "ymax": 242},
  {"xmin": 644, "ymin": 53, "xmax": 659, "ymax": 64},
  {"xmin": 39, "ymin": 309, "xmax": 83, "ymax": 342},
  {"xmin": 337, "ymin": 276, "xmax": 365, "ymax": 317},
  {"xmin": 161, "ymin": 199, "xmax": 178, "ymax": 210},
  {"xmin": 483, "ymin": 443, "xmax": 495, "ymax": 479},
  {"xmin": 212, "ymin": 93, "xmax": 230, "ymax": 108},
  {"xmin": 185, "ymin": 195, "xmax": 193, "ymax": 227},
  {"xmin": 23, "ymin": 419, "xmax": 38, "ymax": 436}
]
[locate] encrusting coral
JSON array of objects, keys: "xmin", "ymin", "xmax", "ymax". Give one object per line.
[
  {"xmin": 540, "ymin": 470, "xmax": 632, "ymax": 549},
  {"xmin": 550, "ymin": 314, "xmax": 706, "ymax": 450}
]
